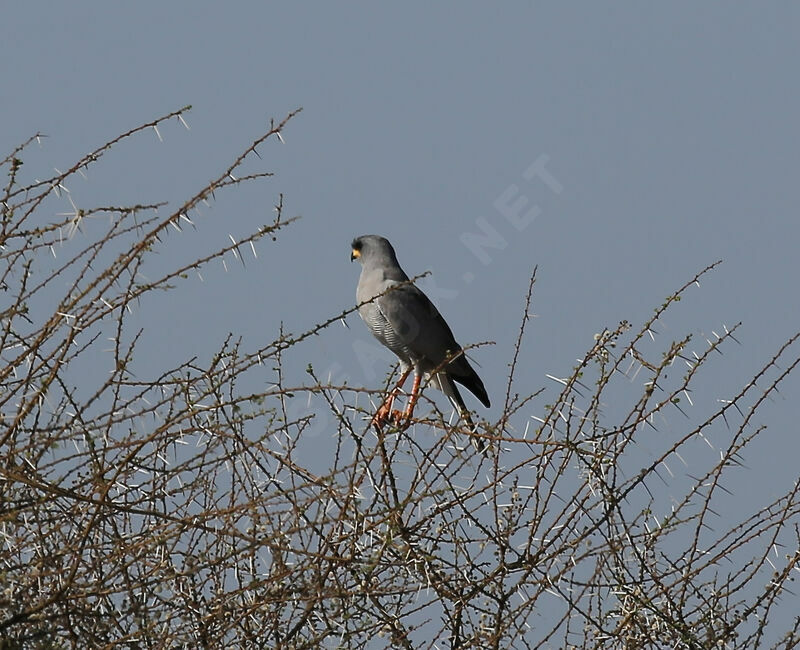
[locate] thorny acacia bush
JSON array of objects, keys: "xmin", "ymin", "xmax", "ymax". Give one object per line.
[{"xmin": 1, "ymin": 109, "xmax": 799, "ymax": 649}]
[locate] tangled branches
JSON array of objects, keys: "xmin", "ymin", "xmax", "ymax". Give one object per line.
[{"xmin": 1, "ymin": 110, "xmax": 798, "ymax": 649}]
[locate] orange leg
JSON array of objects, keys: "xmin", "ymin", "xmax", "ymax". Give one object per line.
[
  {"xmin": 372, "ymin": 367, "xmax": 412, "ymax": 430},
  {"xmin": 391, "ymin": 372, "xmax": 421, "ymax": 426}
]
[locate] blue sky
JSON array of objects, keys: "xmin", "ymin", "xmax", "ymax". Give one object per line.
[{"xmin": 3, "ymin": 0, "xmax": 799, "ymax": 606}]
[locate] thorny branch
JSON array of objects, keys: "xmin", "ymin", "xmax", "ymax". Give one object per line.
[{"xmin": 1, "ymin": 110, "xmax": 799, "ymax": 649}]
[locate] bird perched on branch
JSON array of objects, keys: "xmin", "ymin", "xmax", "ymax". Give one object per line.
[{"xmin": 351, "ymin": 235, "xmax": 490, "ymax": 449}]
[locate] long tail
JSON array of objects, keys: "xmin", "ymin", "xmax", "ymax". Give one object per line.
[{"xmin": 434, "ymin": 373, "xmax": 486, "ymax": 452}]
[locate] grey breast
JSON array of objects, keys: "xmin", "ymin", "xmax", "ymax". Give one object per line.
[
  {"xmin": 357, "ymin": 266, "xmax": 416, "ymax": 367},
  {"xmin": 358, "ymin": 300, "xmax": 415, "ymax": 367}
]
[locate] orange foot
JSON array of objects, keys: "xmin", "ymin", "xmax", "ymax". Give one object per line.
[
  {"xmin": 389, "ymin": 409, "xmax": 410, "ymax": 428},
  {"xmin": 372, "ymin": 406, "xmax": 413, "ymax": 431},
  {"xmin": 372, "ymin": 397, "xmax": 395, "ymax": 429}
]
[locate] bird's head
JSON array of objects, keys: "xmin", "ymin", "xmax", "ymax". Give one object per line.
[{"xmin": 350, "ymin": 235, "xmax": 399, "ymax": 266}]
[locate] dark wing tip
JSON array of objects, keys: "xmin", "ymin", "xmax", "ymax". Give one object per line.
[{"xmin": 454, "ymin": 368, "xmax": 490, "ymax": 408}]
